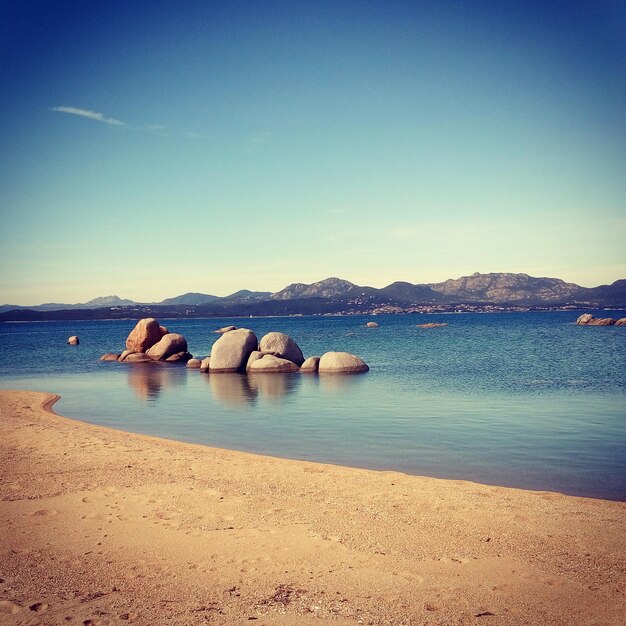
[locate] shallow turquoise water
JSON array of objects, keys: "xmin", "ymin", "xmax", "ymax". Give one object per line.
[{"xmin": 1, "ymin": 312, "xmax": 624, "ymax": 499}]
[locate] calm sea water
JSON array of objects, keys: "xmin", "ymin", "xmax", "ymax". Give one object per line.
[{"xmin": 1, "ymin": 312, "xmax": 625, "ymax": 500}]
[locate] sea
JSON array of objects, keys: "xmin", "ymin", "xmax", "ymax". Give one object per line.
[{"xmin": 1, "ymin": 312, "xmax": 625, "ymax": 500}]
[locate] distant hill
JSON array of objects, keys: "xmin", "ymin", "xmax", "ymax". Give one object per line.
[
  {"xmin": 159, "ymin": 292, "xmax": 219, "ymax": 306},
  {"xmin": 427, "ymin": 272, "xmax": 582, "ymax": 303},
  {"xmin": 1, "ymin": 273, "xmax": 625, "ymax": 321},
  {"xmin": 222, "ymin": 289, "xmax": 272, "ymax": 303},
  {"xmin": 0, "ymin": 294, "xmax": 137, "ymax": 314},
  {"xmin": 271, "ymin": 277, "xmax": 358, "ymax": 300}
]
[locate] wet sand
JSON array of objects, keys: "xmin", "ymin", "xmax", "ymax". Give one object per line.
[{"xmin": 0, "ymin": 389, "xmax": 624, "ymax": 625}]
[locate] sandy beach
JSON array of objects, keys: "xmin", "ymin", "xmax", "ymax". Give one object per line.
[{"xmin": 0, "ymin": 390, "xmax": 624, "ymax": 625}]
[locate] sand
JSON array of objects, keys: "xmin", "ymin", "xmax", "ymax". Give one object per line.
[{"xmin": 0, "ymin": 390, "xmax": 624, "ymax": 626}]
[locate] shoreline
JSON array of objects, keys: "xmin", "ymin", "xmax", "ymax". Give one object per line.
[{"xmin": 1, "ymin": 390, "xmax": 624, "ymax": 625}]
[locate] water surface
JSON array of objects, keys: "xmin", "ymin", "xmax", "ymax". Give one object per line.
[{"xmin": 1, "ymin": 312, "xmax": 624, "ymax": 499}]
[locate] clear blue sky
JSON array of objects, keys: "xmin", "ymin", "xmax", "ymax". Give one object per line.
[{"xmin": 1, "ymin": 0, "xmax": 624, "ymax": 304}]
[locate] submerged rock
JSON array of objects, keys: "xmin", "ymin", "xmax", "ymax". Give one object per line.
[
  {"xmin": 210, "ymin": 328, "xmax": 258, "ymax": 373},
  {"xmin": 215, "ymin": 325, "xmax": 237, "ymax": 334},
  {"xmin": 123, "ymin": 353, "xmax": 152, "ymax": 363},
  {"xmin": 318, "ymin": 352, "xmax": 369, "ymax": 374},
  {"xmin": 165, "ymin": 351, "xmax": 192, "ymax": 363},
  {"xmin": 118, "ymin": 349, "xmax": 133, "ymax": 362},
  {"xmin": 67, "ymin": 336, "xmax": 79, "ymax": 345},
  {"xmin": 365, "ymin": 321, "xmax": 379, "ymax": 328},
  {"xmin": 588, "ymin": 318, "xmax": 616, "ymax": 326},
  {"xmin": 100, "ymin": 353, "xmax": 120, "ymax": 361},
  {"xmin": 259, "ymin": 332, "xmax": 304, "ymax": 366},
  {"xmin": 576, "ymin": 314, "xmax": 595, "ymax": 325},
  {"xmin": 417, "ymin": 323, "xmax": 448, "ymax": 328}
]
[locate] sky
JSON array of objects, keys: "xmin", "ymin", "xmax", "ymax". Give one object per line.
[{"xmin": 0, "ymin": 0, "xmax": 624, "ymax": 304}]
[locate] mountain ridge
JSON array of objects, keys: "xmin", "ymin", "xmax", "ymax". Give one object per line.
[{"xmin": 1, "ymin": 273, "xmax": 625, "ymax": 319}]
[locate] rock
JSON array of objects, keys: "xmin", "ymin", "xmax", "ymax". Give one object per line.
[
  {"xmin": 576, "ymin": 314, "xmax": 594, "ymax": 325},
  {"xmin": 67, "ymin": 336, "xmax": 79, "ymax": 345},
  {"xmin": 366, "ymin": 321, "xmax": 379, "ymax": 328},
  {"xmin": 165, "ymin": 351, "xmax": 192, "ymax": 363},
  {"xmin": 417, "ymin": 322, "xmax": 448, "ymax": 328},
  {"xmin": 159, "ymin": 325, "xmax": 169, "ymax": 336},
  {"xmin": 300, "ymin": 356, "xmax": 320, "ymax": 373},
  {"xmin": 200, "ymin": 357, "xmax": 210, "ymax": 372},
  {"xmin": 146, "ymin": 333, "xmax": 188, "ymax": 360},
  {"xmin": 209, "ymin": 328, "xmax": 258, "ymax": 373},
  {"xmin": 586, "ymin": 318, "xmax": 616, "ymax": 326},
  {"xmin": 247, "ymin": 354, "xmax": 299, "ymax": 373},
  {"xmin": 126, "ymin": 318, "xmax": 163, "ymax": 353},
  {"xmin": 259, "ymin": 332, "xmax": 304, "ymax": 366},
  {"xmin": 318, "ymin": 351, "xmax": 369, "ymax": 374},
  {"xmin": 615, "ymin": 318, "xmax": 626, "ymax": 326},
  {"xmin": 0, "ymin": 600, "xmax": 22, "ymax": 614},
  {"xmin": 118, "ymin": 349, "xmax": 133, "ymax": 362},
  {"xmin": 99, "ymin": 353, "xmax": 120, "ymax": 361},
  {"xmin": 215, "ymin": 325, "xmax": 237, "ymax": 334},
  {"xmin": 186, "ymin": 358, "xmax": 202, "ymax": 368},
  {"xmin": 246, "ymin": 350, "xmax": 265, "ymax": 370},
  {"xmin": 123, "ymin": 353, "xmax": 152, "ymax": 363}
]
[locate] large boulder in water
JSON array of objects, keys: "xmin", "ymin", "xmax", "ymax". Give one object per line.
[
  {"xmin": 209, "ymin": 328, "xmax": 258, "ymax": 373},
  {"xmin": 100, "ymin": 353, "xmax": 120, "ymax": 361},
  {"xmin": 615, "ymin": 318, "xmax": 626, "ymax": 326},
  {"xmin": 186, "ymin": 358, "xmax": 202, "ymax": 368},
  {"xmin": 365, "ymin": 321, "xmax": 379, "ymax": 328},
  {"xmin": 318, "ymin": 352, "xmax": 369, "ymax": 374},
  {"xmin": 126, "ymin": 318, "xmax": 163, "ymax": 352},
  {"xmin": 67, "ymin": 336, "xmax": 79, "ymax": 345},
  {"xmin": 146, "ymin": 333, "xmax": 188, "ymax": 361},
  {"xmin": 259, "ymin": 332, "xmax": 304, "ymax": 366},
  {"xmin": 300, "ymin": 356, "xmax": 320, "ymax": 373},
  {"xmin": 247, "ymin": 354, "xmax": 299, "ymax": 373}
]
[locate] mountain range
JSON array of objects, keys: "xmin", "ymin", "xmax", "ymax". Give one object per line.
[{"xmin": 1, "ymin": 273, "xmax": 624, "ymax": 321}]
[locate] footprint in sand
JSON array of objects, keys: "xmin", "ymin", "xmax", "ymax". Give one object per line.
[{"xmin": 30, "ymin": 509, "xmax": 57, "ymax": 517}]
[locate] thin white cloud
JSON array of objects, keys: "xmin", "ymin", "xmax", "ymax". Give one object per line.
[{"xmin": 52, "ymin": 106, "xmax": 125, "ymax": 126}]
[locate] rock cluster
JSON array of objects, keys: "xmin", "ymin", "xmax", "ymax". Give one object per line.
[
  {"xmin": 101, "ymin": 318, "xmax": 192, "ymax": 363},
  {"xmin": 576, "ymin": 314, "xmax": 626, "ymax": 326},
  {"xmin": 100, "ymin": 319, "xmax": 369, "ymax": 375},
  {"xmin": 417, "ymin": 323, "xmax": 448, "ymax": 328},
  {"xmin": 207, "ymin": 327, "xmax": 368, "ymax": 375}
]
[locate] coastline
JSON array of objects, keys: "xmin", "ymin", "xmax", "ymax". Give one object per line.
[{"xmin": 1, "ymin": 390, "xmax": 624, "ymax": 625}]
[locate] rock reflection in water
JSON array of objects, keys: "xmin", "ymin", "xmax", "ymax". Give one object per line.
[
  {"xmin": 207, "ymin": 373, "xmax": 257, "ymax": 407},
  {"xmin": 318, "ymin": 372, "xmax": 366, "ymax": 394},
  {"xmin": 247, "ymin": 372, "xmax": 300, "ymax": 401},
  {"xmin": 127, "ymin": 364, "xmax": 186, "ymax": 401}
]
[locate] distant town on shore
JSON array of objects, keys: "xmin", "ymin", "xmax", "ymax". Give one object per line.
[{"xmin": 1, "ymin": 272, "xmax": 625, "ymax": 321}]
